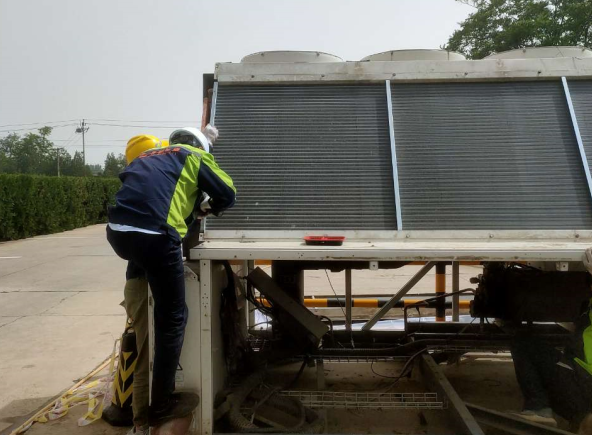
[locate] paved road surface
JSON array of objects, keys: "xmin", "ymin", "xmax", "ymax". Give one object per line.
[{"xmin": 0, "ymin": 225, "xmax": 126, "ymax": 432}]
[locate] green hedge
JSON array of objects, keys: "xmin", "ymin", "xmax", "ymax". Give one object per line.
[{"xmin": 0, "ymin": 174, "xmax": 120, "ymax": 240}]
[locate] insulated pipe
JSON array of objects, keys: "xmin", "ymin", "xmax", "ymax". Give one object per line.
[
  {"xmin": 256, "ymin": 297, "xmax": 471, "ymax": 309},
  {"xmin": 435, "ymin": 263, "xmax": 446, "ymax": 321}
]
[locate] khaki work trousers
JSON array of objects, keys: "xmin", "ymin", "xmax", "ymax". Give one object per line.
[{"xmin": 123, "ymin": 277, "xmax": 150, "ymax": 427}]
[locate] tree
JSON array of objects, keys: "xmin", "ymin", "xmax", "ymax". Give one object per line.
[
  {"xmin": 69, "ymin": 151, "xmax": 92, "ymax": 177},
  {"xmin": 446, "ymin": 0, "xmax": 592, "ymax": 59},
  {"xmin": 87, "ymin": 164, "xmax": 103, "ymax": 176},
  {"xmin": 0, "ymin": 128, "xmax": 54, "ymax": 174},
  {"xmin": 0, "ymin": 127, "xmax": 96, "ymax": 176},
  {"xmin": 103, "ymin": 153, "xmax": 126, "ymax": 177}
]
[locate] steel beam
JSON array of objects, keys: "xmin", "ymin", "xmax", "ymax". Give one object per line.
[
  {"xmin": 452, "ymin": 261, "xmax": 460, "ymax": 322},
  {"xmin": 362, "ymin": 261, "xmax": 436, "ymax": 330},
  {"xmin": 385, "ymin": 80, "xmax": 403, "ymax": 230},
  {"xmin": 562, "ymin": 76, "xmax": 592, "ymax": 203},
  {"xmin": 210, "ymin": 81, "xmax": 219, "ymax": 126},
  {"xmin": 419, "ymin": 354, "xmax": 484, "ymax": 435},
  {"xmin": 200, "ymin": 260, "xmax": 213, "ymax": 435},
  {"xmin": 435, "ymin": 263, "xmax": 446, "ymax": 321},
  {"xmin": 466, "ymin": 402, "xmax": 573, "ymax": 435},
  {"xmin": 345, "ymin": 269, "xmax": 352, "ymax": 331}
]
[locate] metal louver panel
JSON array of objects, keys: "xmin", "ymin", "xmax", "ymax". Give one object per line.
[
  {"xmin": 208, "ymin": 85, "xmax": 397, "ymax": 231},
  {"xmin": 391, "ymin": 81, "xmax": 592, "ymax": 230},
  {"xmin": 568, "ymin": 80, "xmax": 592, "ymax": 179}
]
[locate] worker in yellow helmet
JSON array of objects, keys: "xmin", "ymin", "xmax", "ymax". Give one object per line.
[
  {"xmin": 106, "ymin": 128, "xmax": 232, "ymax": 433},
  {"xmin": 125, "ymin": 135, "xmax": 166, "ymax": 165},
  {"xmin": 104, "ymin": 134, "xmax": 168, "ymax": 433}
]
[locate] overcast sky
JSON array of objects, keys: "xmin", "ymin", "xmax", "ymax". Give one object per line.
[{"xmin": 0, "ymin": 0, "xmax": 471, "ymax": 165}]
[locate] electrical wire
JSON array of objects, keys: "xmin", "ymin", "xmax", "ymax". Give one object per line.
[
  {"xmin": 0, "ymin": 123, "xmax": 78, "ymax": 133},
  {"xmin": 89, "ymin": 122, "xmax": 183, "ymax": 129},
  {"xmin": 0, "ymin": 118, "xmax": 198, "ymax": 129},
  {"xmin": 324, "ymin": 270, "xmax": 347, "ymax": 319},
  {"xmin": 85, "ymin": 118, "xmax": 199, "ymax": 123},
  {"xmin": 0, "ymin": 119, "xmax": 80, "ymax": 128},
  {"xmin": 58, "ymin": 130, "xmax": 79, "ymax": 150},
  {"xmin": 324, "ymin": 270, "xmax": 356, "ymax": 348},
  {"xmin": 52, "ymin": 139, "xmax": 127, "ymax": 142},
  {"xmin": 251, "ymin": 321, "xmax": 272, "ymax": 329},
  {"xmin": 372, "ymin": 348, "xmax": 428, "ymax": 394}
]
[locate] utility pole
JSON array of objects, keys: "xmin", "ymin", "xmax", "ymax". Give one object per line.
[
  {"xmin": 75, "ymin": 119, "xmax": 89, "ymax": 165},
  {"xmin": 55, "ymin": 147, "xmax": 64, "ymax": 177}
]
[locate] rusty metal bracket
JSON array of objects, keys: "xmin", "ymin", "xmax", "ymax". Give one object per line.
[
  {"xmin": 419, "ymin": 353, "xmax": 484, "ymax": 435},
  {"xmin": 362, "ymin": 261, "xmax": 436, "ymax": 331}
]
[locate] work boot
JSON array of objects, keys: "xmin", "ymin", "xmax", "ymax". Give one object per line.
[
  {"xmin": 127, "ymin": 426, "xmax": 149, "ymax": 435},
  {"xmin": 152, "ymin": 414, "xmax": 194, "ymax": 435},
  {"xmin": 511, "ymin": 408, "xmax": 558, "ymax": 427},
  {"xmin": 148, "ymin": 392, "xmax": 199, "ymax": 427}
]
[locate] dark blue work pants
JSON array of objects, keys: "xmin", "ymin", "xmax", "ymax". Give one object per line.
[
  {"xmin": 107, "ymin": 226, "xmax": 187, "ymax": 409},
  {"xmin": 511, "ymin": 334, "xmax": 592, "ymax": 426}
]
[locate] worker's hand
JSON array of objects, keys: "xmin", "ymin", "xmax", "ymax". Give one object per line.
[
  {"xmin": 583, "ymin": 248, "xmax": 592, "ymax": 275},
  {"xmin": 202, "ymin": 124, "xmax": 219, "ymax": 146},
  {"xmin": 197, "ymin": 195, "xmax": 212, "ymax": 217}
]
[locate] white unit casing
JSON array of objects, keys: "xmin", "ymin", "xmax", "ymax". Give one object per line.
[
  {"xmin": 485, "ymin": 46, "xmax": 592, "ymax": 59},
  {"xmin": 361, "ymin": 49, "xmax": 466, "ymax": 61},
  {"xmin": 241, "ymin": 50, "xmax": 343, "ymax": 63}
]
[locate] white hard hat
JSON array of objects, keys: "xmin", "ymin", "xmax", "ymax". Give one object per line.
[{"xmin": 169, "ymin": 127, "xmax": 211, "ymax": 153}]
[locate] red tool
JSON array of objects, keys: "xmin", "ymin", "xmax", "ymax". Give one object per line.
[{"xmin": 303, "ymin": 236, "xmax": 345, "ymax": 246}]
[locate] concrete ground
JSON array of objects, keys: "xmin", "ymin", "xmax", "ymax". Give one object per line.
[
  {"xmin": 0, "ymin": 225, "xmax": 127, "ymax": 433},
  {"xmin": 0, "ymin": 224, "xmax": 482, "ymax": 434}
]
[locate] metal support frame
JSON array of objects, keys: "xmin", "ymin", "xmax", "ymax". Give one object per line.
[
  {"xmin": 562, "ymin": 76, "xmax": 592, "ymax": 202},
  {"xmin": 385, "ymin": 80, "xmax": 403, "ymax": 230},
  {"xmin": 419, "ymin": 354, "xmax": 485, "ymax": 435},
  {"xmin": 361, "ymin": 261, "xmax": 436, "ymax": 330},
  {"xmin": 246, "ymin": 260, "xmax": 256, "ymax": 329},
  {"xmin": 200, "ymin": 260, "xmax": 213, "ymax": 435},
  {"xmin": 466, "ymin": 402, "xmax": 573, "ymax": 435},
  {"xmin": 345, "ymin": 269, "xmax": 352, "ymax": 331},
  {"xmin": 203, "ymin": 81, "xmax": 219, "ymax": 235},
  {"xmin": 210, "ymin": 81, "xmax": 219, "ymax": 126},
  {"xmin": 435, "ymin": 263, "xmax": 446, "ymax": 321},
  {"xmin": 452, "ymin": 261, "xmax": 460, "ymax": 321}
]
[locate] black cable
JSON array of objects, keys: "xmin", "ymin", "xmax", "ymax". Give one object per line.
[
  {"xmin": 374, "ymin": 348, "xmax": 428, "ymax": 395},
  {"xmin": 241, "ymin": 276, "xmax": 275, "ymax": 318},
  {"xmin": 371, "ymin": 361, "xmax": 400, "ymax": 379},
  {"xmin": 286, "ymin": 359, "xmax": 308, "ymax": 390},
  {"xmin": 324, "ymin": 270, "xmax": 356, "ymax": 348},
  {"xmin": 324, "ymin": 270, "xmax": 347, "ymax": 319}
]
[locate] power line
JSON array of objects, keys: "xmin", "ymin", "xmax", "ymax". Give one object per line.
[
  {"xmin": 52, "ymin": 139, "xmax": 127, "ymax": 142},
  {"xmin": 0, "ymin": 123, "xmax": 78, "ymax": 133},
  {"xmin": 0, "ymin": 119, "xmax": 80, "ymax": 128},
  {"xmin": 89, "ymin": 122, "xmax": 183, "ymax": 129},
  {"xmin": 59, "ymin": 130, "xmax": 78, "ymax": 149},
  {"xmin": 80, "ymin": 145, "xmax": 125, "ymax": 148},
  {"xmin": 63, "ymin": 135, "xmax": 80, "ymax": 150},
  {"xmin": 86, "ymin": 118, "xmax": 199, "ymax": 123}
]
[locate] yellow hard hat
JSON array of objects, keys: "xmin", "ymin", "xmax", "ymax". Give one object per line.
[
  {"xmin": 125, "ymin": 135, "xmax": 163, "ymax": 164},
  {"xmin": 161, "ymin": 139, "xmax": 169, "ymax": 148}
]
